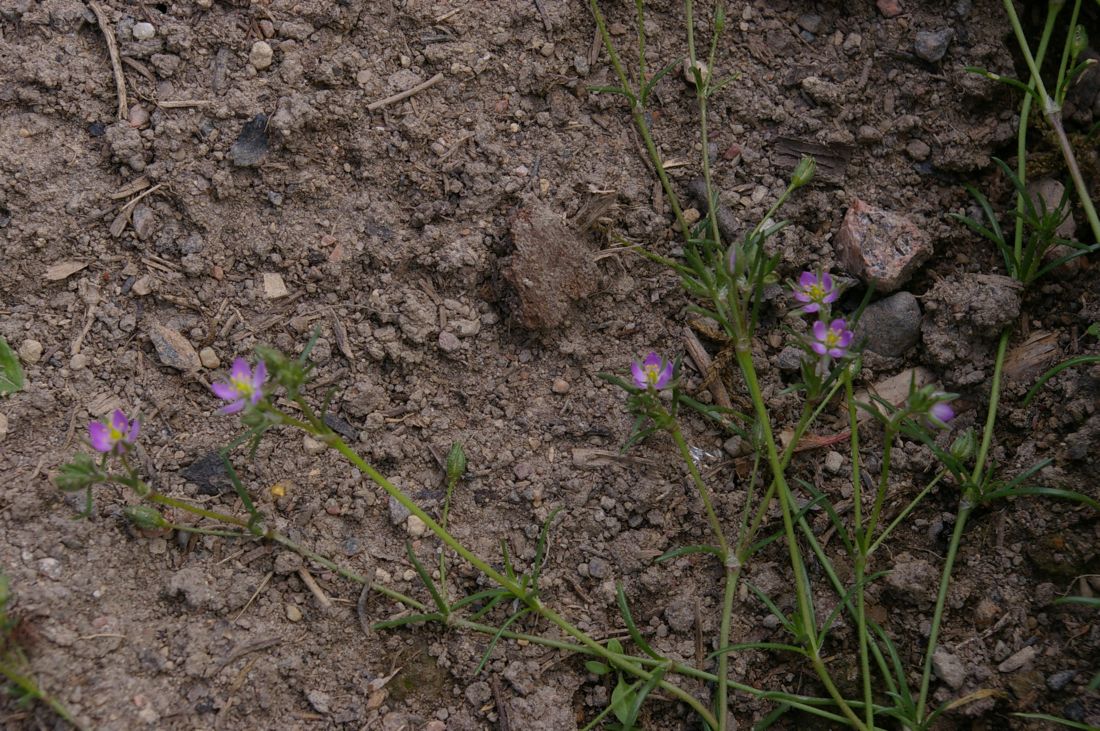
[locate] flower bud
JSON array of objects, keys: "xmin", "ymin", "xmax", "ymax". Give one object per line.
[
  {"xmin": 1071, "ymin": 25, "xmax": 1088, "ymax": 57},
  {"xmin": 124, "ymin": 505, "xmax": 170, "ymax": 530},
  {"xmin": 446, "ymin": 442, "xmax": 467, "ymax": 484},
  {"xmin": 790, "ymin": 155, "xmax": 816, "ymax": 189},
  {"xmin": 54, "ymin": 454, "xmax": 105, "ymax": 493},
  {"xmin": 950, "ymin": 428, "xmax": 978, "ymax": 463}
]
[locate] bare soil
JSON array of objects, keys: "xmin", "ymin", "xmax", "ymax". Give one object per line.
[{"xmin": 1, "ymin": 0, "xmax": 1098, "ymax": 729}]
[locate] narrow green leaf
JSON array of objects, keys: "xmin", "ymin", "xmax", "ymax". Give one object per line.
[
  {"xmin": 616, "ymin": 583, "xmax": 663, "ymax": 661},
  {"xmin": 655, "ymin": 544, "xmax": 723, "ymax": 562},
  {"xmin": 406, "ymin": 542, "xmax": 449, "ymax": 613},
  {"xmin": 0, "ymin": 336, "xmax": 24, "ymax": 396}
]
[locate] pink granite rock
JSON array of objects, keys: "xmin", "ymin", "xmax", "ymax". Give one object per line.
[
  {"xmin": 835, "ymin": 198, "xmax": 933, "ymax": 293},
  {"xmin": 876, "ymin": 0, "xmax": 903, "ymax": 18}
]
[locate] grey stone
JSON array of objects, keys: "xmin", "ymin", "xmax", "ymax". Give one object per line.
[
  {"xmin": 932, "ymin": 648, "xmax": 967, "ymax": 689},
  {"xmin": 132, "ymin": 22, "xmax": 156, "ymax": 40},
  {"xmin": 132, "ymin": 204, "xmax": 156, "ymax": 240},
  {"xmin": 149, "ymin": 324, "xmax": 201, "ymax": 371},
  {"xmin": 388, "ymin": 495, "xmax": 411, "ymax": 526},
  {"xmin": 438, "ymin": 330, "xmax": 461, "ymax": 352},
  {"xmin": 796, "ymin": 13, "xmax": 822, "ymax": 33},
  {"xmin": 998, "ymin": 645, "xmax": 1038, "ymax": 673},
  {"xmin": 856, "ymin": 291, "xmax": 921, "ymax": 356},
  {"xmin": 777, "ymin": 345, "xmax": 804, "ymax": 371},
  {"xmin": 588, "ymin": 557, "xmax": 609, "ymax": 579},
  {"xmin": 914, "ymin": 28, "xmax": 954, "ymax": 63},
  {"xmin": 1047, "ymin": 669, "xmax": 1078, "ymax": 691}
]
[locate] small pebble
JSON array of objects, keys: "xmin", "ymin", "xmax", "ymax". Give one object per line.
[
  {"xmin": 303, "ymin": 436, "xmax": 325, "ymax": 455},
  {"xmin": 438, "ymin": 331, "xmax": 461, "ymax": 353},
  {"xmin": 914, "ymin": 28, "xmax": 954, "ymax": 63},
  {"xmin": 998, "ymin": 645, "xmax": 1038, "ymax": 673},
  {"xmin": 551, "ymin": 378, "xmax": 570, "ymax": 394},
  {"xmin": 132, "ymin": 22, "xmax": 156, "ymax": 41},
  {"xmin": 249, "ymin": 41, "xmax": 274, "ymax": 70},
  {"xmin": 198, "ymin": 347, "xmax": 220, "ymax": 369},
  {"xmin": 0, "ymin": 414, "xmax": 8, "ymax": 442},
  {"xmin": 18, "ymin": 339, "xmax": 43, "ymax": 364},
  {"xmin": 876, "ymin": 0, "xmax": 903, "ymax": 17},
  {"xmin": 132, "ymin": 275, "xmax": 153, "ymax": 296},
  {"xmin": 132, "ymin": 204, "xmax": 156, "ymax": 241},
  {"xmin": 38, "ymin": 558, "xmax": 62, "ymax": 580},
  {"xmin": 824, "ymin": 451, "xmax": 845, "ymax": 474},
  {"xmin": 285, "ymin": 604, "xmax": 303, "ymax": 622},
  {"xmin": 406, "ymin": 515, "xmax": 427, "ymax": 538},
  {"xmin": 70, "ymin": 353, "xmax": 88, "ymax": 370},
  {"xmin": 796, "ymin": 13, "xmax": 822, "ymax": 34},
  {"xmin": 906, "ymin": 139, "xmax": 931, "ymax": 161},
  {"xmin": 262, "ymin": 272, "xmax": 288, "ymax": 298},
  {"xmin": 128, "ymin": 105, "xmax": 149, "ymax": 128},
  {"xmin": 588, "ymin": 557, "xmax": 609, "ymax": 579}
]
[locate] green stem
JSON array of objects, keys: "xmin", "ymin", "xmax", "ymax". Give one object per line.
[
  {"xmin": 669, "ymin": 425, "xmax": 729, "ymax": 557},
  {"xmin": 145, "ymin": 491, "xmax": 251, "ymax": 528},
  {"xmin": 0, "ymin": 662, "xmax": 79, "ymax": 727},
  {"xmin": 1002, "ymin": 0, "xmax": 1100, "ymax": 243},
  {"xmin": 846, "ymin": 374, "xmax": 873, "ymax": 730},
  {"xmin": 284, "ymin": 407, "xmax": 721, "ymax": 729},
  {"xmin": 915, "ymin": 503, "xmax": 972, "ymax": 721},
  {"xmin": 916, "ymin": 330, "xmax": 1009, "ymax": 720},
  {"xmin": 589, "ymin": 0, "xmax": 691, "ymax": 241},
  {"xmin": 864, "ymin": 425, "xmax": 897, "ymax": 546},
  {"xmin": 733, "ymin": 345, "xmax": 867, "ymax": 731}
]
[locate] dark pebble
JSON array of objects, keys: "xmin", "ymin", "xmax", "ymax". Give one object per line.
[
  {"xmin": 855, "ymin": 291, "xmax": 921, "ymax": 357},
  {"xmin": 914, "ymin": 28, "xmax": 954, "ymax": 63},
  {"xmin": 1047, "ymin": 669, "xmax": 1077, "ymax": 691},
  {"xmin": 182, "ymin": 452, "xmax": 231, "ymax": 495},
  {"xmin": 229, "ymin": 114, "xmax": 269, "ymax": 167}
]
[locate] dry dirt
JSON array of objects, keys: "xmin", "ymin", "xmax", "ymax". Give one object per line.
[{"xmin": 1, "ymin": 0, "xmax": 1099, "ymax": 729}]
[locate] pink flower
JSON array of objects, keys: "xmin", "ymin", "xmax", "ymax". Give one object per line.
[
  {"xmin": 810, "ymin": 319, "xmax": 854, "ymax": 358},
  {"xmin": 88, "ymin": 409, "xmax": 140, "ymax": 454},
  {"xmin": 929, "ymin": 401, "xmax": 955, "ymax": 426},
  {"xmin": 792, "ymin": 271, "xmax": 839, "ymax": 313},
  {"xmin": 211, "ymin": 358, "xmax": 267, "ymax": 414},
  {"xmin": 631, "ymin": 352, "xmax": 673, "ymax": 390}
]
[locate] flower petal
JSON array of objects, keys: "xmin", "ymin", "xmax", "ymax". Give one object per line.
[
  {"xmin": 799, "ymin": 271, "xmax": 816, "ymax": 287},
  {"xmin": 930, "ymin": 402, "xmax": 955, "ymax": 424},
  {"xmin": 252, "ymin": 359, "xmax": 267, "ymax": 389},
  {"xmin": 830, "ymin": 318, "xmax": 848, "ymax": 332},
  {"xmin": 801, "ymin": 303, "xmax": 820, "ymax": 314},
  {"xmin": 642, "ymin": 352, "xmax": 662, "ymax": 368},
  {"xmin": 88, "ymin": 422, "xmax": 112, "ymax": 452},
  {"xmin": 811, "ymin": 342, "xmax": 828, "ymax": 356},
  {"xmin": 822, "ymin": 290, "xmax": 839, "ymax": 303},
  {"xmin": 828, "ymin": 347, "xmax": 846, "ymax": 358},
  {"xmin": 126, "ymin": 418, "xmax": 140, "ymax": 443},
  {"xmin": 111, "ymin": 409, "xmax": 129, "ymax": 433},
  {"xmin": 812, "ymin": 320, "xmax": 828, "ymax": 341},
  {"xmin": 836, "ymin": 330, "xmax": 854, "ymax": 348},
  {"xmin": 792, "ymin": 291, "xmax": 812, "ymax": 303},
  {"xmin": 218, "ymin": 399, "xmax": 246, "ymax": 415},
  {"xmin": 229, "ymin": 357, "xmax": 251, "ymax": 382},
  {"xmin": 821, "ymin": 272, "xmax": 833, "ymax": 291},
  {"xmin": 654, "ymin": 361, "xmax": 674, "ymax": 389},
  {"xmin": 211, "ymin": 381, "xmax": 238, "ymax": 400},
  {"xmin": 630, "ymin": 361, "xmax": 646, "ymax": 389}
]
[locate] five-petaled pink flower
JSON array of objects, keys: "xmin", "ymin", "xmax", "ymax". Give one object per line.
[
  {"xmin": 211, "ymin": 358, "xmax": 267, "ymax": 414},
  {"xmin": 88, "ymin": 409, "xmax": 140, "ymax": 454},
  {"xmin": 810, "ymin": 319, "xmax": 854, "ymax": 358},
  {"xmin": 792, "ymin": 271, "xmax": 838, "ymax": 313},
  {"xmin": 631, "ymin": 352, "xmax": 673, "ymax": 390}
]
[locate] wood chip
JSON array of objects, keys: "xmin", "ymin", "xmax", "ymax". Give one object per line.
[
  {"xmin": 329, "ymin": 308, "xmax": 354, "ymax": 362},
  {"xmin": 1004, "ymin": 330, "xmax": 1060, "ymax": 384},
  {"xmin": 45, "ymin": 260, "xmax": 89, "ymax": 281},
  {"xmin": 853, "ymin": 367, "xmax": 934, "ymax": 421}
]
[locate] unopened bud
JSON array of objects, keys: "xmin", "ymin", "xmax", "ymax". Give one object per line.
[
  {"xmin": 446, "ymin": 442, "xmax": 467, "ymax": 484},
  {"xmin": 1071, "ymin": 25, "xmax": 1088, "ymax": 57},
  {"xmin": 124, "ymin": 505, "xmax": 169, "ymax": 530},
  {"xmin": 950, "ymin": 428, "xmax": 978, "ymax": 463},
  {"xmin": 791, "ymin": 156, "xmax": 816, "ymax": 189}
]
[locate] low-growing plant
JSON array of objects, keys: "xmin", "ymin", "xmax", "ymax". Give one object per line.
[{"xmin": 42, "ymin": 1, "xmax": 1099, "ymax": 729}]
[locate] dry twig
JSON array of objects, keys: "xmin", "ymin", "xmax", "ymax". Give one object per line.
[
  {"xmin": 367, "ymin": 73, "xmax": 444, "ymax": 111},
  {"xmin": 89, "ymin": 2, "xmax": 128, "ymax": 120}
]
